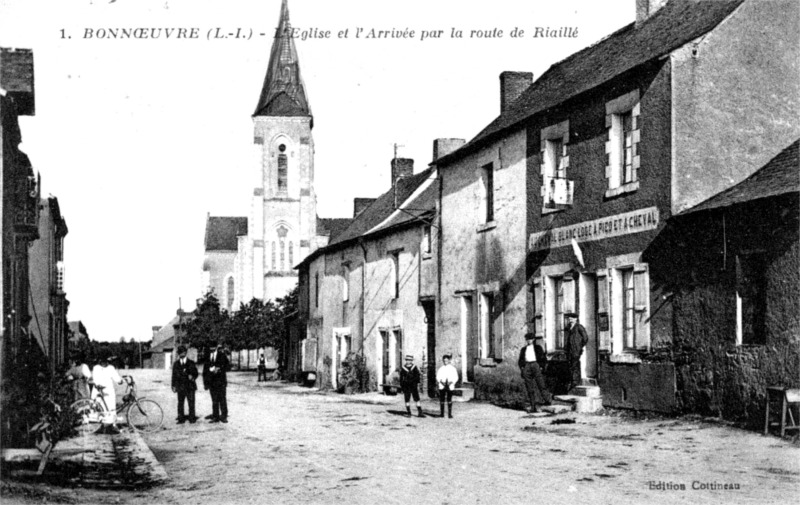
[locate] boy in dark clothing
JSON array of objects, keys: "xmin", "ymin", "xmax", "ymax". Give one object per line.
[{"xmin": 399, "ymin": 355, "xmax": 423, "ymax": 417}]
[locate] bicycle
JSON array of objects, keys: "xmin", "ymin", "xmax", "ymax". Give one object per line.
[{"xmin": 71, "ymin": 375, "xmax": 164, "ymax": 433}]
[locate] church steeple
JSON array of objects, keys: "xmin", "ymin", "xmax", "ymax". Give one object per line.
[{"xmin": 253, "ymin": 0, "xmax": 312, "ymax": 122}]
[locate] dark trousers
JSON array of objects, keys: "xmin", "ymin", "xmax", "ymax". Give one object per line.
[
  {"xmin": 521, "ymin": 362, "xmax": 550, "ymax": 408},
  {"xmin": 568, "ymin": 358, "xmax": 582, "ymax": 389},
  {"xmin": 177, "ymin": 389, "xmax": 196, "ymax": 420},
  {"xmin": 257, "ymin": 366, "xmax": 267, "ymax": 382},
  {"xmin": 402, "ymin": 386, "xmax": 420, "ymax": 403},
  {"xmin": 210, "ymin": 386, "xmax": 228, "ymax": 420}
]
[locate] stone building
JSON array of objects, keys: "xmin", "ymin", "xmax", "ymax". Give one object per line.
[
  {"xmin": 293, "ymin": 155, "xmax": 447, "ymax": 392},
  {"xmin": 655, "ymin": 140, "xmax": 799, "ymax": 427},
  {"xmin": 28, "ymin": 196, "xmax": 69, "ymax": 375},
  {"xmin": 433, "ymin": 0, "xmax": 799, "ymax": 418}
]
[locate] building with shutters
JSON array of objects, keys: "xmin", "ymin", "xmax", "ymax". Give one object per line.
[
  {"xmin": 294, "ymin": 155, "xmax": 444, "ymax": 392},
  {"xmin": 434, "ymin": 0, "xmax": 799, "ymax": 415}
]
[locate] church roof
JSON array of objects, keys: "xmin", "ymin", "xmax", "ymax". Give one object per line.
[
  {"xmin": 317, "ymin": 217, "xmax": 352, "ymax": 241},
  {"xmin": 253, "ymin": 0, "xmax": 312, "ymax": 121},
  {"xmin": 437, "ymin": 0, "xmax": 744, "ymax": 167},
  {"xmin": 682, "ymin": 140, "xmax": 800, "ymax": 215},
  {"xmin": 204, "ymin": 216, "xmax": 248, "ymax": 251}
]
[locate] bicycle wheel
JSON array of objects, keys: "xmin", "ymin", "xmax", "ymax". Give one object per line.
[
  {"xmin": 126, "ymin": 398, "xmax": 163, "ymax": 432},
  {"xmin": 70, "ymin": 398, "xmax": 103, "ymax": 435}
]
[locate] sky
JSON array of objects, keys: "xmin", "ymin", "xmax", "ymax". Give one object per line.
[{"xmin": 0, "ymin": 0, "xmax": 633, "ymax": 341}]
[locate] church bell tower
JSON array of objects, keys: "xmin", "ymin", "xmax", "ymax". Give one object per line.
[{"xmin": 247, "ymin": 0, "xmax": 317, "ymax": 303}]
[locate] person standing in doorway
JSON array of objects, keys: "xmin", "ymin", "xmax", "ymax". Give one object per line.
[
  {"xmin": 202, "ymin": 342, "xmax": 230, "ymax": 423},
  {"xmin": 399, "ymin": 355, "xmax": 423, "ymax": 417},
  {"xmin": 518, "ymin": 333, "xmax": 551, "ymax": 413},
  {"xmin": 257, "ymin": 353, "xmax": 267, "ymax": 382},
  {"xmin": 564, "ymin": 313, "xmax": 588, "ymax": 392},
  {"xmin": 171, "ymin": 345, "xmax": 198, "ymax": 424},
  {"xmin": 436, "ymin": 354, "xmax": 459, "ymax": 418}
]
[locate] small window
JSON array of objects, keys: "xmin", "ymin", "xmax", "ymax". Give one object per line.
[
  {"xmin": 288, "ymin": 241, "xmax": 294, "ymax": 269},
  {"xmin": 271, "ymin": 242, "xmax": 276, "ymax": 271},
  {"xmin": 622, "ymin": 268, "xmax": 636, "ymax": 349},
  {"xmin": 277, "ymin": 145, "xmax": 288, "ymax": 193},
  {"xmin": 342, "ymin": 265, "xmax": 350, "ymax": 302},
  {"xmin": 422, "ymin": 225, "xmax": 432, "ymax": 255},
  {"xmin": 391, "ymin": 252, "xmax": 400, "ymax": 299},
  {"xmin": 280, "ymin": 240, "xmax": 285, "ymax": 271},
  {"xmin": 482, "ymin": 163, "xmax": 494, "ymax": 222},
  {"xmin": 226, "ymin": 276, "xmax": 235, "ymax": 312}
]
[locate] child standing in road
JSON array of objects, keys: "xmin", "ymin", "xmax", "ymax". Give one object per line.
[
  {"xmin": 400, "ymin": 355, "xmax": 423, "ymax": 417},
  {"xmin": 436, "ymin": 354, "xmax": 459, "ymax": 418}
]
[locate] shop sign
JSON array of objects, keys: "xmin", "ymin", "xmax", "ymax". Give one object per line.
[{"xmin": 529, "ymin": 206, "xmax": 660, "ymax": 251}]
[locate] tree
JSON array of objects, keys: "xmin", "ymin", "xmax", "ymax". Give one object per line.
[{"xmin": 185, "ymin": 292, "xmax": 229, "ymax": 352}]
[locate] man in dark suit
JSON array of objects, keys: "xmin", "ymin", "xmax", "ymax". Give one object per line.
[
  {"xmin": 564, "ymin": 312, "xmax": 589, "ymax": 391},
  {"xmin": 171, "ymin": 345, "xmax": 198, "ymax": 424},
  {"xmin": 202, "ymin": 342, "xmax": 230, "ymax": 423}
]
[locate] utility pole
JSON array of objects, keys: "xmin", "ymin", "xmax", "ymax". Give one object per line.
[{"xmin": 177, "ymin": 297, "xmax": 183, "ymax": 348}]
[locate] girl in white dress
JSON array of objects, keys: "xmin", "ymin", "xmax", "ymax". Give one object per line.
[{"xmin": 91, "ymin": 354, "xmax": 123, "ymax": 425}]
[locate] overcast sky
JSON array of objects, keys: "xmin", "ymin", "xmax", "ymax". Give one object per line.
[{"xmin": 0, "ymin": 0, "xmax": 633, "ymax": 342}]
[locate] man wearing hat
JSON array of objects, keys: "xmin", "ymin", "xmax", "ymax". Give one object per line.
[
  {"xmin": 171, "ymin": 345, "xmax": 199, "ymax": 424},
  {"xmin": 399, "ymin": 354, "xmax": 423, "ymax": 417},
  {"xmin": 518, "ymin": 333, "xmax": 551, "ymax": 413},
  {"xmin": 564, "ymin": 312, "xmax": 588, "ymax": 391}
]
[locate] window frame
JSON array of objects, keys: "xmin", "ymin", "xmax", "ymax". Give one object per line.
[{"xmin": 605, "ymin": 90, "xmax": 641, "ymax": 198}]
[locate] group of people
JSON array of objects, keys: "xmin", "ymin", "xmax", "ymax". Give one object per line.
[
  {"xmin": 399, "ymin": 313, "xmax": 589, "ymax": 417},
  {"xmin": 397, "ymin": 354, "xmax": 459, "ymax": 418},
  {"xmin": 170, "ymin": 342, "xmax": 230, "ymax": 424},
  {"xmin": 66, "ymin": 352, "xmax": 126, "ymax": 432},
  {"xmin": 519, "ymin": 312, "xmax": 588, "ymax": 413},
  {"xmin": 169, "ymin": 315, "xmax": 588, "ymax": 424}
]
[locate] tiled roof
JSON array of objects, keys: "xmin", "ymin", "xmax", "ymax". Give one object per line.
[
  {"xmin": 328, "ymin": 168, "xmax": 434, "ymax": 247},
  {"xmin": 317, "ymin": 217, "xmax": 352, "ymax": 241},
  {"xmin": 682, "ymin": 140, "xmax": 800, "ymax": 214},
  {"xmin": 297, "ymin": 168, "xmax": 434, "ymax": 267},
  {"xmin": 437, "ymin": 0, "xmax": 744, "ymax": 166},
  {"xmin": 204, "ymin": 216, "xmax": 247, "ymax": 251}
]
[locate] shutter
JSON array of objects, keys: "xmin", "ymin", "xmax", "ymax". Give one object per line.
[
  {"xmin": 596, "ymin": 270, "xmax": 611, "ymax": 352},
  {"xmin": 633, "ymin": 264, "xmax": 650, "ymax": 350},
  {"xmin": 493, "ymin": 293, "xmax": 504, "ymax": 359},
  {"xmin": 532, "ymin": 277, "xmax": 544, "ymax": 337}
]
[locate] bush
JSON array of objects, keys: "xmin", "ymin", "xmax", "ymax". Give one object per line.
[{"xmin": 338, "ymin": 352, "xmax": 370, "ymax": 394}]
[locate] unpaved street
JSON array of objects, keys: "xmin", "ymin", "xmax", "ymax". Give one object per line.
[{"xmin": 10, "ymin": 368, "xmax": 800, "ymax": 504}]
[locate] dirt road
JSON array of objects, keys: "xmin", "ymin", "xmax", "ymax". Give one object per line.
[{"xmin": 5, "ymin": 368, "xmax": 799, "ymax": 504}]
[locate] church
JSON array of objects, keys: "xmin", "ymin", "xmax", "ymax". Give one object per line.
[{"xmin": 201, "ymin": 0, "xmax": 347, "ymax": 311}]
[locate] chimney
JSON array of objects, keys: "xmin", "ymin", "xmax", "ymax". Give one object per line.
[
  {"xmin": 353, "ymin": 198, "xmax": 376, "ymax": 218},
  {"xmin": 152, "ymin": 326, "xmax": 162, "ymax": 338},
  {"xmin": 636, "ymin": 0, "xmax": 668, "ymax": 27},
  {"xmin": 0, "ymin": 47, "xmax": 35, "ymax": 115},
  {"xmin": 391, "ymin": 158, "xmax": 414, "ymax": 186},
  {"xmin": 432, "ymin": 138, "xmax": 466, "ymax": 162},
  {"xmin": 500, "ymin": 71, "xmax": 532, "ymax": 114}
]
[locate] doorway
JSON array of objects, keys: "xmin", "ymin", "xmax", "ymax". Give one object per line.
[{"xmin": 579, "ymin": 273, "xmax": 597, "ymax": 379}]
